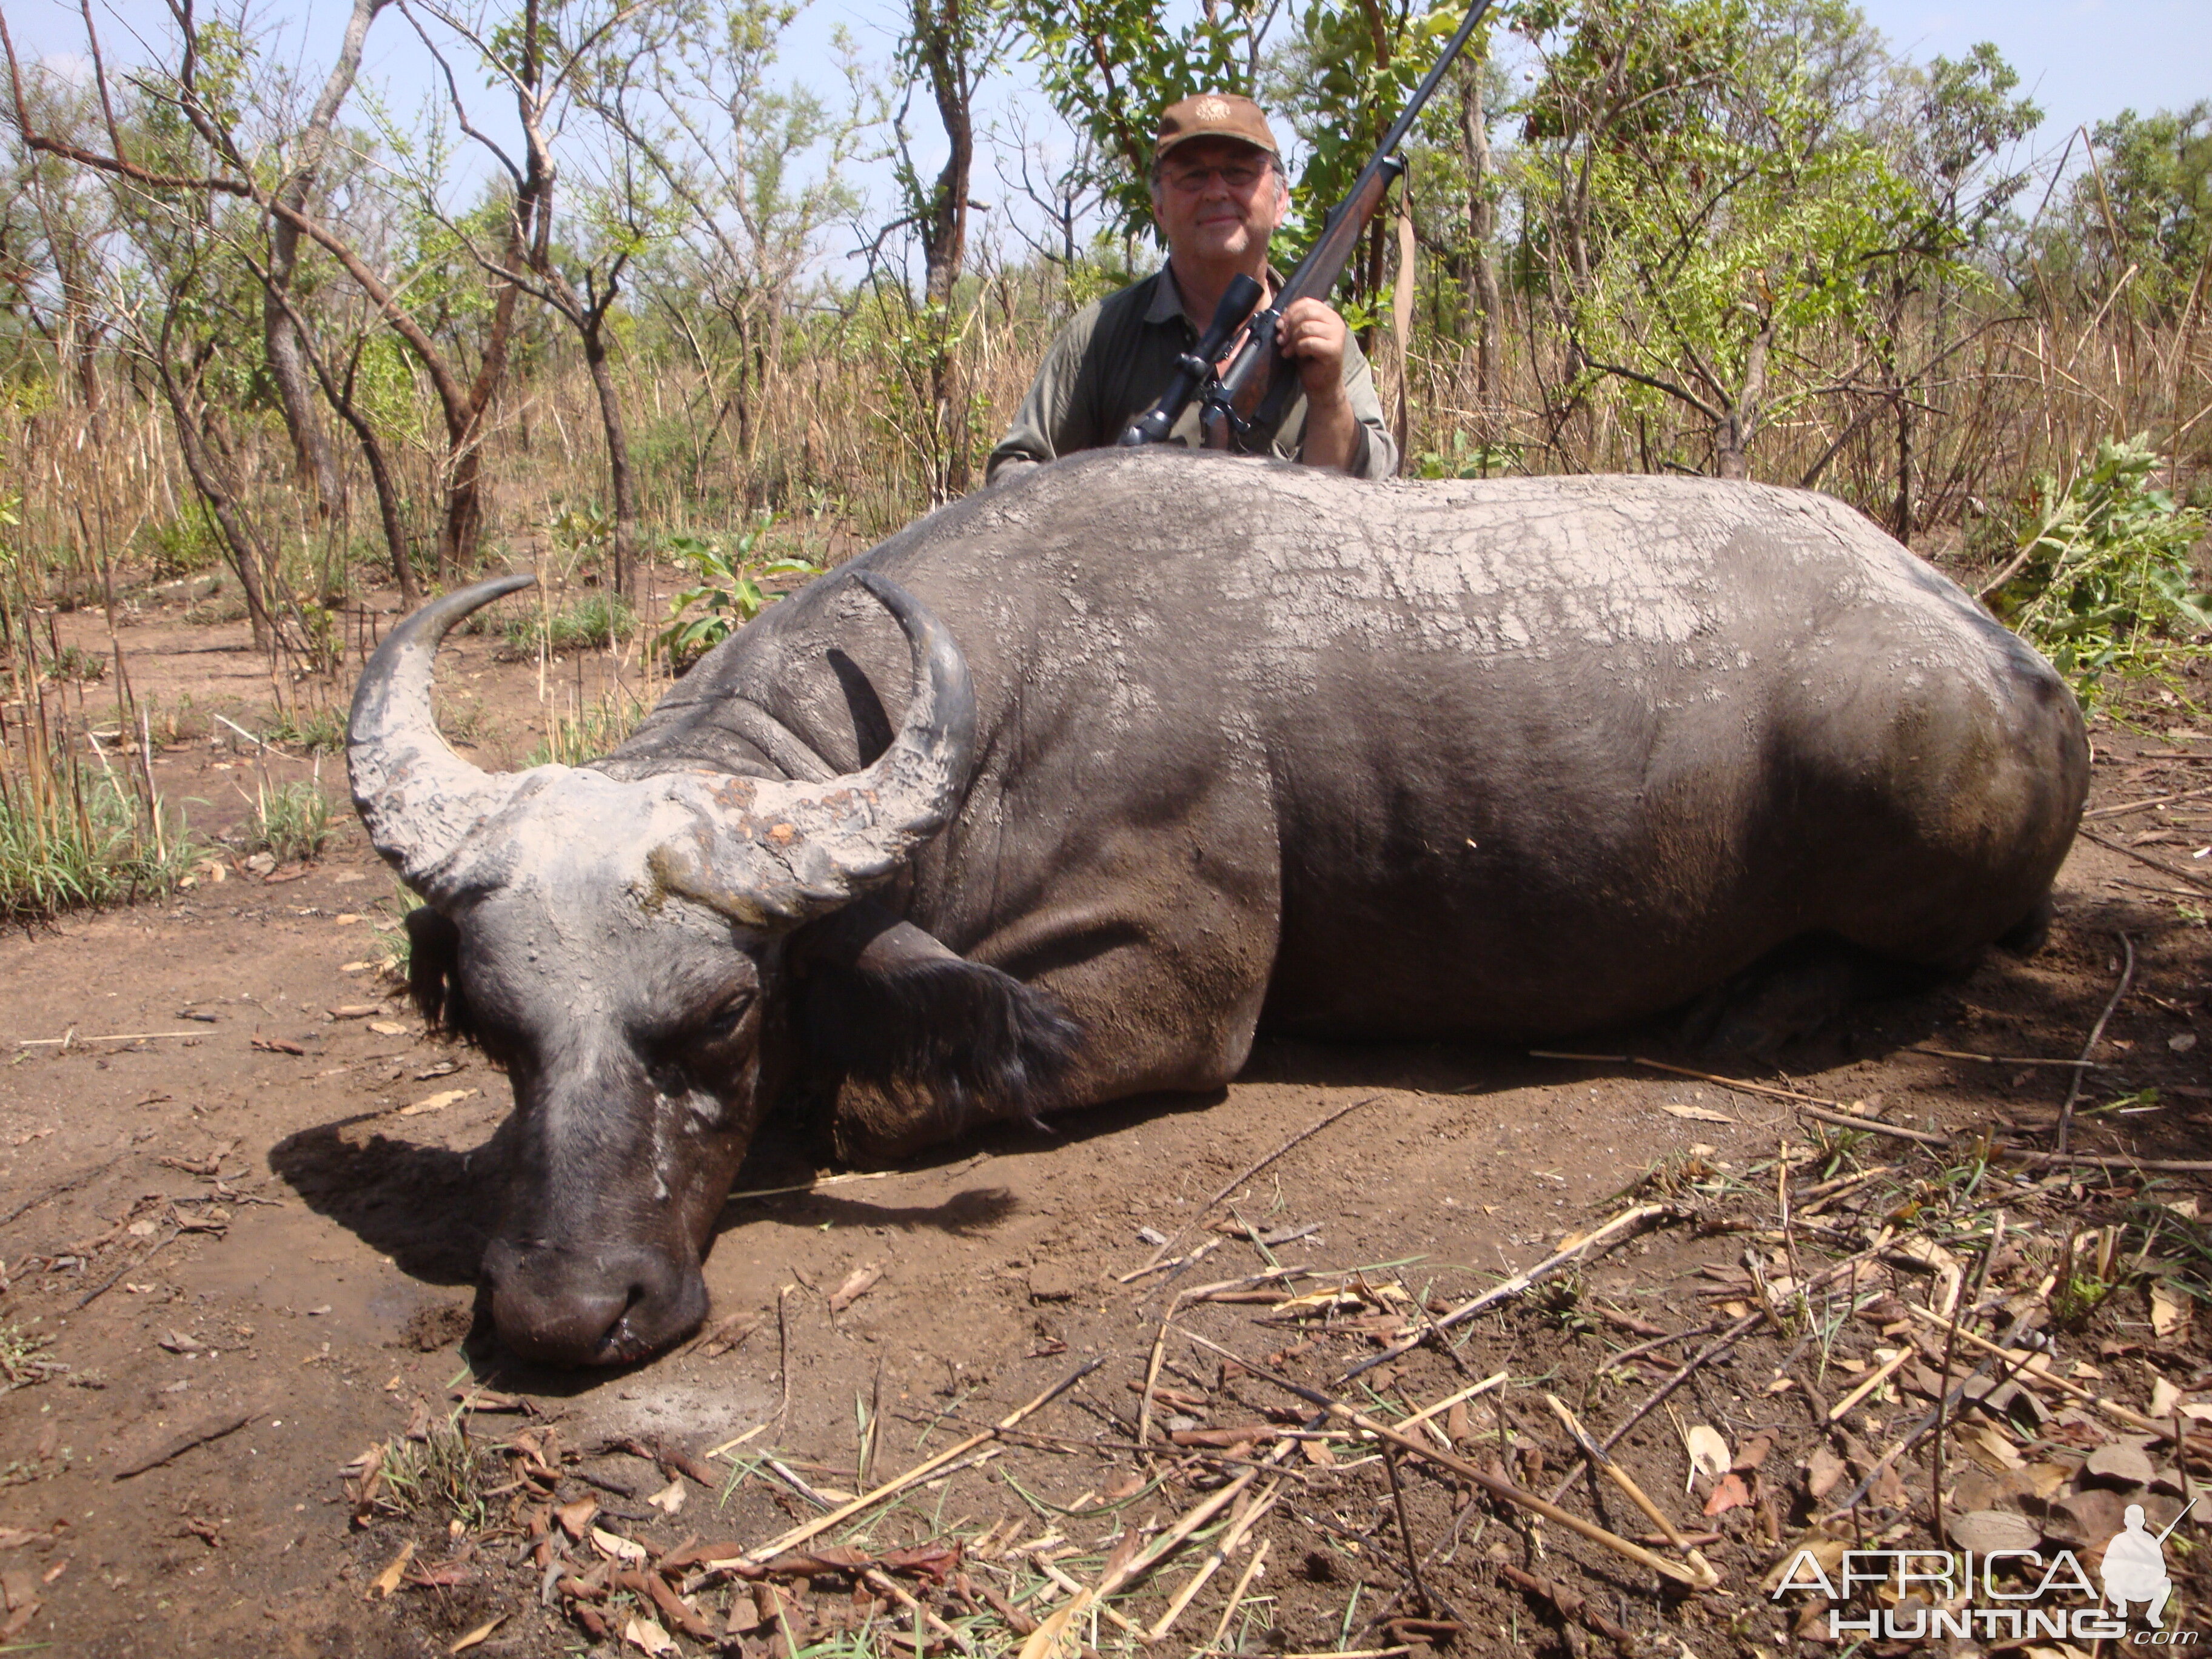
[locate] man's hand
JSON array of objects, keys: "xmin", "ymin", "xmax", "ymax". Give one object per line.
[
  {"xmin": 1278, "ymin": 297, "xmax": 1349, "ymax": 400},
  {"xmin": 1277, "ymin": 295, "xmax": 1359, "ymax": 472}
]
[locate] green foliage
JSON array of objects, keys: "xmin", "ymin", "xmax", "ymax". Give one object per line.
[
  {"xmin": 247, "ymin": 779, "xmax": 335, "ymax": 863},
  {"xmin": 370, "ymin": 1415, "xmax": 500, "ymax": 1530},
  {"xmin": 1266, "ymin": 0, "xmax": 1466, "ymax": 253},
  {"xmin": 267, "ymin": 705, "xmax": 347, "ymax": 754},
  {"xmin": 1010, "ymin": 0, "xmax": 1269, "ymax": 239},
  {"xmin": 498, "ymin": 591, "xmax": 635, "ymax": 658},
  {"xmin": 654, "ymin": 519, "xmax": 820, "ymax": 665},
  {"xmin": 141, "ymin": 508, "xmax": 227, "ymax": 578},
  {"xmin": 1414, "ymin": 430, "xmax": 1520, "ymax": 478},
  {"xmin": 1513, "ymin": 0, "xmax": 1956, "ymax": 474},
  {"xmin": 0, "ymin": 766, "xmax": 196, "ymax": 923},
  {"xmin": 1996, "ymin": 436, "xmax": 2212, "ymax": 701},
  {"xmin": 42, "ymin": 645, "xmax": 106, "ymax": 684},
  {"xmin": 526, "ymin": 688, "xmax": 648, "ymax": 766},
  {"xmin": 2057, "ymin": 102, "xmax": 2212, "ymax": 311}
]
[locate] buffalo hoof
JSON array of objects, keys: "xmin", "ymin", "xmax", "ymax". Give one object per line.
[{"xmin": 480, "ymin": 1237, "xmax": 708, "ymax": 1367}]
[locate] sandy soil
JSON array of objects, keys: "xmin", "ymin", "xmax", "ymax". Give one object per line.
[{"xmin": 1, "ymin": 576, "xmax": 2209, "ymax": 1658}]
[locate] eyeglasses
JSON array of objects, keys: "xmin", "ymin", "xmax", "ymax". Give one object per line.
[{"xmin": 1159, "ymin": 161, "xmax": 1273, "ymax": 195}]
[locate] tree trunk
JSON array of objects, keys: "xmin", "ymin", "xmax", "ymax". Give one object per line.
[
  {"xmin": 913, "ymin": 0, "xmax": 974, "ymax": 306},
  {"xmin": 154, "ymin": 357, "xmax": 276, "ymax": 649},
  {"xmin": 261, "ymin": 0, "xmax": 388, "ymax": 517},
  {"xmin": 581, "ymin": 315, "xmax": 637, "ymax": 598},
  {"xmin": 1458, "ymin": 54, "xmax": 1501, "ymax": 415}
]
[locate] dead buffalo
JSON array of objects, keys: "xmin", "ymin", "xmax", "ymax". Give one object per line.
[{"xmin": 348, "ymin": 449, "xmax": 2086, "ymax": 1366}]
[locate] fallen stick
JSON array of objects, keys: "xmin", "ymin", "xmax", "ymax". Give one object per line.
[
  {"xmin": 735, "ymin": 1359, "xmax": 1100, "ymax": 1566},
  {"xmin": 1133, "ymin": 1093, "xmax": 1389, "ymax": 1276},
  {"xmin": 17, "ymin": 1030, "xmax": 212, "ymax": 1046},
  {"xmin": 2058, "ymin": 932, "xmax": 2134, "ymax": 1155},
  {"xmin": 1186, "ymin": 1334, "xmax": 1711, "ymax": 1591},
  {"xmin": 0, "ymin": 1154, "xmax": 123, "ymax": 1228},
  {"xmin": 1394, "ymin": 1372, "xmax": 1507, "ymax": 1438},
  {"xmin": 1541, "ymin": 1393, "xmax": 1718, "ymax": 1587},
  {"xmin": 863, "ymin": 1567, "xmax": 976, "ymax": 1656},
  {"xmin": 1791, "ymin": 1103, "xmax": 1951, "ymax": 1147},
  {"xmin": 1900, "ymin": 1302, "xmax": 2212, "ymax": 1455},
  {"xmin": 1341, "ymin": 1203, "xmax": 1668, "ymax": 1382},
  {"xmin": 1998, "ymin": 1147, "xmax": 2212, "ymax": 1174},
  {"xmin": 722, "ymin": 1154, "xmax": 989, "ymax": 1207},
  {"xmin": 1032, "ymin": 1557, "xmax": 1148, "ymax": 1640},
  {"xmin": 1541, "ymin": 1238, "xmax": 1895, "ymax": 1509},
  {"xmin": 1826, "ymin": 1344, "xmax": 1919, "ymax": 1422},
  {"xmin": 1499, "ymin": 1563, "xmax": 1638, "ymax": 1652},
  {"xmin": 2079, "ymin": 828, "xmax": 2212, "ymax": 892},
  {"xmin": 1145, "ymin": 1481, "xmax": 1284, "ymax": 1640},
  {"xmin": 2083, "ymin": 783, "xmax": 2212, "ymax": 820},
  {"xmin": 1906, "ymin": 1045, "xmax": 2108, "ymax": 1069},
  {"xmin": 77, "ymin": 1222, "xmax": 179, "ymax": 1309},
  {"xmin": 1531, "ymin": 1053, "xmax": 1954, "ymax": 1144},
  {"xmin": 1200, "ymin": 1535, "xmax": 1272, "ymax": 1654},
  {"xmin": 1019, "ymin": 1436, "xmax": 1307, "ymax": 1659},
  {"xmin": 114, "ymin": 1407, "xmax": 256, "ymax": 1479}
]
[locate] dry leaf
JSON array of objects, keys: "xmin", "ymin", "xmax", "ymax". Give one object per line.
[
  {"xmin": 2151, "ymin": 1376, "xmax": 2184, "ymax": 1418},
  {"xmin": 449, "ymin": 1613, "xmax": 507, "ymax": 1654},
  {"xmin": 828, "ymin": 1263, "xmax": 882, "ymax": 1314},
  {"xmin": 1663, "ymin": 1104, "xmax": 1736, "ymax": 1124},
  {"xmin": 401, "ymin": 1088, "xmax": 477, "ymax": 1118},
  {"xmin": 623, "ymin": 1614, "xmax": 679, "ymax": 1657},
  {"xmin": 1702, "ymin": 1472, "xmax": 1752, "ymax": 1517},
  {"xmin": 1963, "ymin": 1422, "xmax": 2025, "ymax": 1472},
  {"xmin": 2151, "ymin": 1284, "xmax": 2190, "ymax": 1338},
  {"xmin": 328, "ymin": 1004, "xmax": 382, "ymax": 1020},
  {"xmin": 1686, "ymin": 1424, "xmax": 1731, "ymax": 1484},
  {"xmin": 591, "ymin": 1526, "xmax": 647, "ymax": 1563},
  {"xmin": 367, "ymin": 1540, "xmax": 415, "ymax": 1600},
  {"xmin": 368, "ymin": 1021, "xmax": 408, "ymax": 1036},
  {"xmin": 1805, "ymin": 1446, "xmax": 1846, "ymax": 1500},
  {"xmin": 646, "ymin": 1478, "xmax": 686, "ymax": 1516},
  {"xmin": 554, "ymin": 1497, "xmax": 598, "ymax": 1540}
]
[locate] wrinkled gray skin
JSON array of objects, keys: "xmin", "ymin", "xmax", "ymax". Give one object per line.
[{"xmin": 350, "ymin": 448, "xmax": 2087, "ymax": 1366}]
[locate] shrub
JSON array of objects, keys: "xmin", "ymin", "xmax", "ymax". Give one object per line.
[
  {"xmin": 1993, "ymin": 435, "xmax": 2212, "ymax": 700},
  {"xmin": 500, "ymin": 591, "xmax": 635, "ymax": 658},
  {"xmin": 247, "ymin": 779, "xmax": 334, "ymax": 863},
  {"xmin": 525, "ymin": 688, "xmax": 646, "ymax": 766},
  {"xmin": 654, "ymin": 520, "xmax": 820, "ymax": 666}
]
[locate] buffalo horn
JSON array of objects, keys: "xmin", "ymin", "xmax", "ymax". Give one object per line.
[
  {"xmin": 348, "ymin": 573, "xmax": 537, "ymax": 898},
  {"xmin": 652, "ymin": 571, "xmax": 976, "ymax": 927}
]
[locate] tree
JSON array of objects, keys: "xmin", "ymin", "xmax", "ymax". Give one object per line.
[{"xmin": 1513, "ymin": 0, "xmax": 1930, "ymax": 480}]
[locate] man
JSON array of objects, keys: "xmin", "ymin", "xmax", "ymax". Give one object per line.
[{"xmin": 986, "ymin": 93, "xmax": 1396, "ymax": 484}]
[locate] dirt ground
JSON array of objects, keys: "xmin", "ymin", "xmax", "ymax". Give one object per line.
[{"xmin": 3, "ymin": 572, "xmax": 2211, "ymax": 1659}]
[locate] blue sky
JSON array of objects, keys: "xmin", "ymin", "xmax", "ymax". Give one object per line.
[{"xmin": 1854, "ymin": 0, "xmax": 2210, "ymax": 150}]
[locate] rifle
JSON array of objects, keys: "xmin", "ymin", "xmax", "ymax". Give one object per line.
[{"xmin": 1118, "ymin": 0, "xmax": 1498, "ymax": 455}]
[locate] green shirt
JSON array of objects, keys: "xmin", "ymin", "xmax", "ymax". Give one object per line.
[{"xmin": 985, "ymin": 268, "xmax": 1398, "ymax": 486}]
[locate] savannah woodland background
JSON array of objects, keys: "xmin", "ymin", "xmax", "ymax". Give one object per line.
[{"xmin": 2, "ymin": 0, "xmax": 2212, "ymax": 1654}]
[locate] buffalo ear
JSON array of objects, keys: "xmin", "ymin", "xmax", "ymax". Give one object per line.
[
  {"xmin": 793, "ymin": 903, "xmax": 1083, "ymax": 1166},
  {"xmin": 404, "ymin": 906, "xmax": 474, "ymax": 1039}
]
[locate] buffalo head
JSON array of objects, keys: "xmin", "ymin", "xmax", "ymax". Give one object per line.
[{"xmin": 347, "ymin": 572, "xmax": 1065, "ymax": 1366}]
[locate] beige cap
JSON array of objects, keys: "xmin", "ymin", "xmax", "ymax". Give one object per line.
[{"xmin": 1154, "ymin": 93, "xmax": 1280, "ymax": 164}]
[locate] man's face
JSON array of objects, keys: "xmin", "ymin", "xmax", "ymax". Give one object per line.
[{"xmin": 1150, "ymin": 137, "xmax": 1287, "ymax": 270}]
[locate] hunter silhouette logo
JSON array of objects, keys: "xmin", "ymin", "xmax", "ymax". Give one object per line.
[
  {"xmin": 1771, "ymin": 1499, "xmax": 2197, "ymax": 1645},
  {"xmin": 2104, "ymin": 1503, "xmax": 2185, "ymax": 1626}
]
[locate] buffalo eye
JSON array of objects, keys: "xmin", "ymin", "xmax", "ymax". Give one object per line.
[{"xmin": 699, "ymin": 990, "xmax": 754, "ymax": 1044}]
